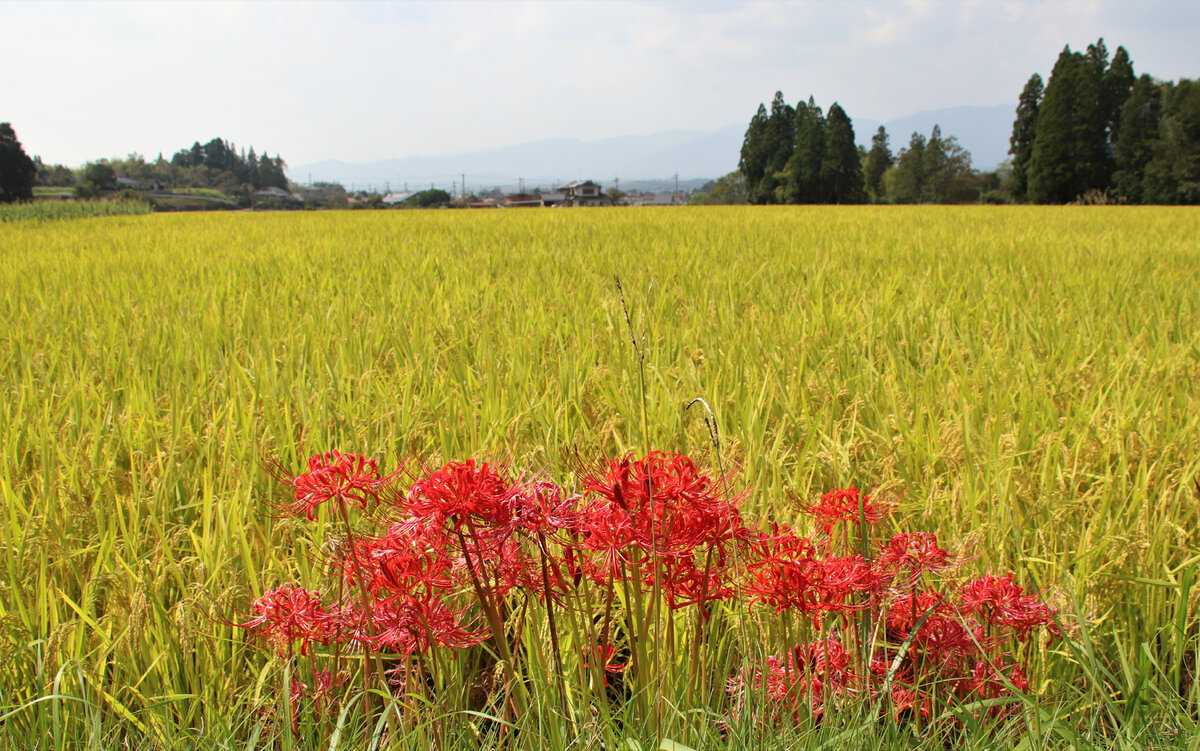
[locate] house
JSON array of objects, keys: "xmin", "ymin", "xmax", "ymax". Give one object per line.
[
  {"xmin": 555, "ymin": 180, "xmax": 613, "ymax": 207},
  {"xmin": 540, "ymin": 191, "xmax": 566, "ymax": 208},
  {"xmin": 632, "ymin": 192, "xmax": 685, "ymax": 206},
  {"xmin": 381, "ymin": 191, "xmax": 418, "ymax": 205},
  {"xmin": 500, "ymin": 193, "xmax": 543, "ymax": 208},
  {"xmin": 254, "ymin": 186, "xmax": 293, "ymax": 199}
]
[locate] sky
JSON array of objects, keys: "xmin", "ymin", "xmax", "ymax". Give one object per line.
[{"xmin": 3, "ymin": 0, "xmax": 1198, "ymax": 167}]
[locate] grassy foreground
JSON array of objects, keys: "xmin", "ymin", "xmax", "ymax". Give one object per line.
[{"xmin": 0, "ymin": 207, "xmax": 1198, "ymax": 749}]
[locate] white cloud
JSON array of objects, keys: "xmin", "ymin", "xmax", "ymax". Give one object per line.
[{"xmin": 2, "ymin": 0, "xmax": 1196, "ymax": 166}]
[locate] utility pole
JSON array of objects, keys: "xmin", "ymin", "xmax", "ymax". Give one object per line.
[
  {"xmin": 386, "ymin": 181, "xmax": 390, "ymax": 193},
  {"xmin": 674, "ymin": 172, "xmax": 679, "ymax": 199},
  {"xmin": 614, "ymin": 176, "xmax": 619, "ymax": 194},
  {"xmin": 518, "ymin": 177, "xmax": 524, "ymax": 193},
  {"xmin": 461, "ymin": 173, "xmax": 466, "ymax": 197},
  {"xmin": 404, "ymin": 182, "xmax": 408, "ymax": 192}
]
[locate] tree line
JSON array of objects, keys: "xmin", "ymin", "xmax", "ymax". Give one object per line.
[
  {"xmin": 0, "ymin": 132, "xmax": 291, "ymax": 203},
  {"xmin": 166, "ymin": 138, "xmax": 288, "ymax": 191},
  {"xmin": 733, "ymin": 93, "xmax": 989, "ymax": 206},
  {"xmin": 706, "ymin": 38, "xmax": 1196, "ymax": 206},
  {"xmin": 1011, "ymin": 38, "xmax": 1198, "ymax": 204}
]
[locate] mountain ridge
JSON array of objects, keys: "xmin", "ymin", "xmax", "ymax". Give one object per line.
[{"xmin": 288, "ymin": 104, "xmax": 1015, "ymax": 190}]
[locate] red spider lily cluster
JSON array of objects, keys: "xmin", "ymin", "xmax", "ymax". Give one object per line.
[{"xmin": 239, "ymin": 450, "xmax": 1061, "ymax": 733}]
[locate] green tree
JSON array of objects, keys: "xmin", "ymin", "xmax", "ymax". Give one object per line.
[
  {"xmin": 1113, "ymin": 74, "xmax": 1163, "ymax": 203},
  {"xmin": 255, "ymin": 154, "xmax": 287, "ymax": 190},
  {"xmin": 74, "ymin": 161, "xmax": 118, "ymax": 198},
  {"xmin": 1026, "ymin": 40, "xmax": 1129, "ymax": 202},
  {"xmin": 755, "ymin": 92, "xmax": 796, "ymax": 204},
  {"xmin": 1009, "ymin": 73, "xmax": 1043, "ymax": 201},
  {"xmin": 863, "ymin": 125, "xmax": 893, "ymax": 203},
  {"xmin": 738, "ymin": 103, "xmax": 770, "ymax": 204},
  {"xmin": 1028, "ymin": 46, "xmax": 1091, "ymax": 202},
  {"xmin": 820, "ymin": 103, "xmax": 865, "ymax": 204},
  {"xmin": 780, "ymin": 97, "xmax": 827, "ymax": 203},
  {"xmin": 405, "ymin": 188, "xmax": 450, "ymax": 208},
  {"xmin": 689, "ymin": 171, "xmax": 747, "ymax": 205},
  {"xmin": 35, "ymin": 158, "xmax": 76, "ymax": 188},
  {"xmin": 1142, "ymin": 79, "xmax": 1200, "ymax": 204},
  {"xmin": 922, "ymin": 126, "xmax": 976, "ymax": 202},
  {"xmin": 0, "ymin": 123, "xmax": 37, "ymax": 203},
  {"xmin": 1102, "ymin": 45, "xmax": 1136, "ymax": 156},
  {"xmin": 885, "ymin": 131, "xmax": 926, "ymax": 204}
]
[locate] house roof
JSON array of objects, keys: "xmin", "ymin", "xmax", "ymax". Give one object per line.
[
  {"xmin": 381, "ymin": 191, "xmax": 418, "ymax": 205},
  {"xmin": 555, "ymin": 180, "xmax": 600, "ymax": 190}
]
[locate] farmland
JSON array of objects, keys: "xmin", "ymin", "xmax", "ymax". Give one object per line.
[{"xmin": 1, "ymin": 207, "xmax": 1198, "ymax": 749}]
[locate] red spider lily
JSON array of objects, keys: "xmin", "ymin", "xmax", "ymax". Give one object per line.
[
  {"xmin": 744, "ymin": 525, "xmax": 825, "ymax": 614},
  {"xmin": 405, "ymin": 459, "xmax": 523, "ymax": 532},
  {"xmin": 291, "ymin": 669, "xmax": 348, "ymax": 719},
  {"xmin": 347, "ymin": 521, "xmax": 456, "ymax": 598},
  {"xmin": 727, "ymin": 639, "xmax": 854, "ymax": 724},
  {"xmin": 875, "ymin": 532, "xmax": 959, "ymax": 581},
  {"xmin": 887, "ymin": 684, "xmax": 932, "ymax": 722},
  {"xmin": 575, "ymin": 451, "xmax": 753, "ymax": 616},
  {"xmin": 239, "ymin": 583, "xmax": 339, "ymax": 656},
  {"xmin": 800, "ymin": 487, "xmax": 894, "ymax": 537},
  {"xmin": 341, "ymin": 594, "xmax": 486, "ymax": 657},
  {"xmin": 512, "ymin": 480, "xmax": 579, "ymax": 538},
  {"xmin": 885, "ymin": 590, "xmax": 983, "ymax": 667},
  {"xmin": 574, "ymin": 502, "xmax": 641, "ymax": 585},
  {"xmin": 745, "ymin": 530, "xmax": 885, "ymax": 617},
  {"xmin": 584, "ymin": 642, "xmax": 627, "ymax": 674},
  {"xmin": 581, "ymin": 451, "xmax": 745, "ymax": 550},
  {"xmin": 465, "ymin": 534, "xmax": 550, "ymax": 598},
  {"xmin": 967, "ymin": 658, "xmax": 1029, "ymax": 699},
  {"xmin": 958, "ymin": 574, "xmax": 1062, "ymax": 641},
  {"xmin": 812, "ymin": 554, "xmax": 888, "ymax": 615},
  {"xmin": 270, "ymin": 451, "xmax": 400, "ymax": 521},
  {"xmin": 583, "ymin": 451, "xmax": 717, "ymax": 513},
  {"xmin": 794, "ymin": 638, "xmax": 854, "ymax": 699},
  {"xmin": 645, "ymin": 552, "xmax": 738, "ymax": 612}
]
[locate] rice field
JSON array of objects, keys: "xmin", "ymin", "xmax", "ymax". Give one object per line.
[{"xmin": 1, "ymin": 206, "xmax": 1198, "ymax": 749}]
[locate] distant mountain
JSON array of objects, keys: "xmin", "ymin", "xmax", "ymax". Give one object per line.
[
  {"xmin": 288, "ymin": 105, "xmax": 1016, "ymax": 190},
  {"xmin": 855, "ymin": 104, "xmax": 1015, "ymax": 171},
  {"xmin": 289, "ymin": 126, "xmax": 745, "ymax": 191}
]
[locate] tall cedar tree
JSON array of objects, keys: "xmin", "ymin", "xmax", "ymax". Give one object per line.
[
  {"xmin": 1102, "ymin": 46, "xmax": 1136, "ymax": 158},
  {"xmin": 0, "ymin": 123, "xmax": 37, "ymax": 204},
  {"xmin": 756, "ymin": 92, "xmax": 796, "ymax": 204},
  {"xmin": 782, "ymin": 97, "xmax": 827, "ymax": 203},
  {"xmin": 1112, "ymin": 75, "xmax": 1163, "ymax": 203},
  {"xmin": 1076, "ymin": 40, "xmax": 1113, "ymax": 190},
  {"xmin": 864, "ymin": 125, "xmax": 893, "ymax": 203},
  {"xmin": 1028, "ymin": 47, "xmax": 1090, "ymax": 202},
  {"xmin": 1028, "ymin": 39, "xmax": 1133, "ymax": 202},
  {"xmin": 1009, "ymin": 73, "xmax": 1043, "ymax": 201},
  {"xmin": 820, "ymin": 103, "xmax": 865, "ymax": 204},
  {"xmin": 738, "ymin": 104, "xmax": 770, "ymax": 204}
]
